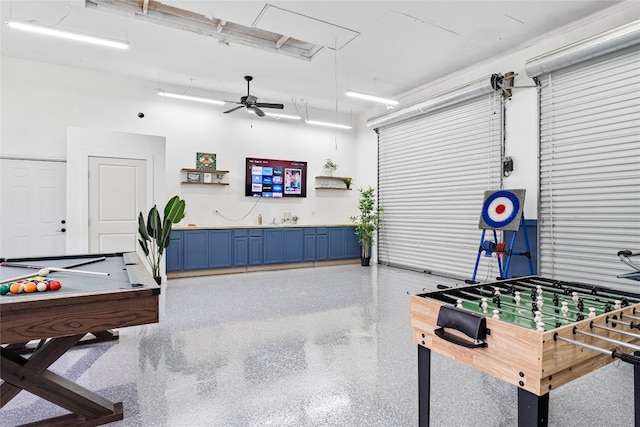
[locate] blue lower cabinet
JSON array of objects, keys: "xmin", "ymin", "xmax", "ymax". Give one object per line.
[
  {"xmin": 264, "ymin": 229, "xmax": 284, "ymax": 264},
  {"xmin": 249, "ymin": 229, "xmax": 263, "ymax": 265},
  {"xmin": 303, "ymin": 228, "xmax": 316, "ymax": 261},
  {"xmin": 208, "ymin": 230, "xmax": 232, "ymax": 268},
  {"xmin": 171, "ymin": 226, "xmax": 357, "ymax": 273},
  {"xmin": 184, "ymin": 230, "xmax": 209, "ymax": 270},
  {"xmin": 166, "ymin": 231, "xmax": 183, "ymax": 272},
  {"xmin": 345, "ymin": 228, "xmax": 360, "ymax": 258},
  {"xmin": 233, "ymin": 229, "xmax": 249, "ymax": 266},
  {"xmin": 316, "ymin": 228, "xmax": 328, "ymax": 261},
  {"xmin": 328, "ymin": 227, "xmax": 346, "ymax": 259},
  {"xmin": 284, "ymin": 228, "xmax": 304, "ymax": 263}
]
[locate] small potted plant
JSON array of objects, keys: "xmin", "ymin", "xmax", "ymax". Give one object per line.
[
  {"xmin": 349, "ymin": 186, "xmax": 383, "ymax": 266},
  {"xmin": 323, "ymin": 158, "xmax": 338, "ymax": 176},
  {"xmin": 138, "ymin": 195, "xmax": 186, "ymax": 283},
  {"xmin": 292, "ymin": 215, "xmax": 299, "ymax": 225},
  {"xmin": 341, "ymin": 177, "xmax": 352, "ymax": 189}
]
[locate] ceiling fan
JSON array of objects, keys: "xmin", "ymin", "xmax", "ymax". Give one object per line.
[{"xmin": 224, "ymin": 75, "xmax": 284, "ymax": 117}]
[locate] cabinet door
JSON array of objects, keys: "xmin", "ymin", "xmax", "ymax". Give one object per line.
[
  {"xmin": 233, "ymin": 229, "xmax": 249, "ymax": 266},
  {"xmin": 249, "ymin": 229, "xmax": 263, "ymax": 265},
  {"xmin": 208, "ymin": 229, "xmax": 233, "ymax": 268},
  {"xmin": 316, "ymin": 228, "xmax": 328, "ymax": 260},
  {"xmin": 284, "ymin": 228, "xmax": 304, "ymax": 263},
  {"xmin": 264, "ymin": 228, "xmax": 284, "ymax": 264},
  {"xmin": 166, "ymin": 231, "xmax": 183, "ymax": 272},
  {"xmin": 345, "ymin": 226, "xmax": 360, "ymax": 258},
  {"xmin": 184, "ymin": 230, "xmax": 209, "ymax": 270},
  {"xmin": 328, "ymin": 227, "xmax": 346, "ymax": 259},
  {"xmin": 303, "ymin": 228, "xmax": 316, "ymax": 261}
]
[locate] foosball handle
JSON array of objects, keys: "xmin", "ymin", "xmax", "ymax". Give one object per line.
[
  {"xmin": 613, "ymin": 350, "xmax": 640, "ymax": 366},
  {"xmin": 434, "ymin": 327, "xmax": 487, "ymax": 349}
]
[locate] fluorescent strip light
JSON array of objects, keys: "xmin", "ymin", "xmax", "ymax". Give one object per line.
[
  {"xmin": 158, "ymin": 90, "xmax": 226, "ymax": 105},
  {"xmin": 247, "ymin": 110, "xmax": 301, "ymax": 120},
  {"xmin": 7, "ymin": 20, "xmax": 130, "ymax": 50},
  {"xmin": 345, "ymin": 90, "xmax": 399, "ymax": 106},
  {"xmin": 305, "ymin": 120, "xmax": 352, "ymax": 130}
]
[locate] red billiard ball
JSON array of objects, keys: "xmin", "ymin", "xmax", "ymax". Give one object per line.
[{"xmin": 49, "ymin": 280, "xmax": 62, "ymax": 291}]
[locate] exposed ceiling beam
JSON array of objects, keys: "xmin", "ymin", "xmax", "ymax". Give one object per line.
[
  {"xmin": 276, "ymin": 35, "xmax": 289, "ymax": 49},
  {"xmin": 85, "ymin": 0, "xmax": 324, "ymax": 61}
]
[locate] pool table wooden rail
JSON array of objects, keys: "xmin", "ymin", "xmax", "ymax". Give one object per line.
[{"xmin": 0, "ymin": 252, "xmax": 160, "ymax": 426}]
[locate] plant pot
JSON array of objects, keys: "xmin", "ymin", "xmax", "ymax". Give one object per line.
[{"xmin": 361, "ymin": 257, "xmax": 371, "ymax": 266}]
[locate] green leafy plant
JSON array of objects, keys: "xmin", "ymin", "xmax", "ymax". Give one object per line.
[
  {"xmin": 323, "ymin": 158, "xmax": 338, "ymax": 172},
  {"xmin": 341, "ymin": 177, "xmax": 352, "ymax": 189},
  {"xmin": 138, "ymin": 195, "xmax": 186, "ymax": 279},
  {"xmin": 349, "ymin": 186, "xmax": 383, "ymax": 260}
]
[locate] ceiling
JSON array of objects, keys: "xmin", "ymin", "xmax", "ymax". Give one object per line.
[{"xmin": 0, "ymin": 1, "xmax": 629, "ymax": 119}]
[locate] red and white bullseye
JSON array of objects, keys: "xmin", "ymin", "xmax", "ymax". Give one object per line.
[{"xmin": 486, "ymin": 196, "xmax": 515, "ymax": 224}]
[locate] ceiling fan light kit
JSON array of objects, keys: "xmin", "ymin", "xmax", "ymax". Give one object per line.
[
  {"xmin": 6, "ymin": 20, "xmax": 130, "ymax": 50},
  {"xmin": 345, "ymin": 90, "xmax": 399, "ymax": 106}
]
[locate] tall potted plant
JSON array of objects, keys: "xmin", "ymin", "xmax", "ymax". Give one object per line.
[
  {"xmin": 138, "ymin": 195, "xmax": 186, "ymax": 283},
  {"xmin": 350, "ymin": 186, "xmax": 383, "ymax": 266}
]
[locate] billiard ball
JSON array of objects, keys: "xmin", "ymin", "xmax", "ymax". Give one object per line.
[
  {"xmin": 49, "ymin": 280, "xmax": 62, "ymax": 291},
  {"xmin": 0, "ymin": 284, "xmax": 9, "ymax": 295},
  {"xmin": 24, "ymin": 282, "xmax": 37, "ymax": 293},
  {"xmin": 36, "ymin": 282, "xmax": 48, "ymax": 292},
  {"xmin": 10, "ymin": 283, "xmax": 23, "ymax": 294}
]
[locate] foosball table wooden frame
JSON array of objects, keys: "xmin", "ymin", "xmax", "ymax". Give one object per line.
[{"xmin": 410, "ymin": 275, "xmax": 640, "ymax": 427}]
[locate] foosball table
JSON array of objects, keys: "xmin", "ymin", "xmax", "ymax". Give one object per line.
[{"xmin": 410, "ymin": 275, "xmax": 640, "ymax": 427}]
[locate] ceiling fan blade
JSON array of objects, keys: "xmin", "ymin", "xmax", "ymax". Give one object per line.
[
  {"xmin": 223, "ymin": 105, "xmax": 244, "ymax": 114},
  {"xmin": 250, "ymin": 106, "xmax": 266, "ymax": 117},
  {"xmin": 255, "ymin": 103, "xmax": 284, "ymax": 110}
]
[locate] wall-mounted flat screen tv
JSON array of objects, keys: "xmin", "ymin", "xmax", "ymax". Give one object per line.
[{"xmin": 245, "ymin": 157, "xmax": 307, "ymax": 198}]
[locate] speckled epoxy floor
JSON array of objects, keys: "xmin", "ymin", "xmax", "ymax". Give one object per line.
[{"xmin": 1, "ymin": 264, "xmax": 635, "ymax": 426}]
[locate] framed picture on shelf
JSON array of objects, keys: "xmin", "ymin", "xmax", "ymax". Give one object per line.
[
  {"xmin": 203, "ymin": 173, "xmax": 212, "ymax": 183},
  {"xmin": 196, "ymin": 152, "xmax": 216, "ymax": 170},
  {"xmin": 187, "ymin": 171, "xmax": 201, "ymax": 182}
]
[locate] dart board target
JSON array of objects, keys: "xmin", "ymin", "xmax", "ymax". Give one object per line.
[{"xmin": 478, "ymin": 189, "xmax": 526, "ymax": 231}]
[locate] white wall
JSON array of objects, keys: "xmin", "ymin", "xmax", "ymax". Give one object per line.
[{"xmin": 0, "ymin": 57, "xmax": 359, "ymax": 231}]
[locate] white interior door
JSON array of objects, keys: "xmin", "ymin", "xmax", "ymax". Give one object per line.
[
  {"xmin": 0, "ymin": 159, "xmax": 67, "ymax": 257},
  {"xmin": 88, "ymin": 156, "xmax": 147, "ymax": 253}
]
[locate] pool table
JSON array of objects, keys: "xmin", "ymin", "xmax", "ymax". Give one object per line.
[{"xmin": 0, "ymin": 252, "xmax": 160, "ymax": 426}]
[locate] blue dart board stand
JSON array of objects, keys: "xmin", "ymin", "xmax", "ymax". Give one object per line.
[{"xmin": 468, "ymin": 189, "xmax": 534, "ymax": 283}]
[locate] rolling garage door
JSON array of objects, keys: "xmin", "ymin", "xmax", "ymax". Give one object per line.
[
  {"xmin": 527, "ymin": 21, "xmax": 640, "ymax": 290},
  {"xmin": 368, "ymin": 77, "xmax": 504, "ymax": 279}
]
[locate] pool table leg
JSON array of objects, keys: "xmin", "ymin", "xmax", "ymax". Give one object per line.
[
  {"xmin": 517, "ymin": 388, "xmax": 549, "ymax": 427},
  {"xmin": 1, "ymin": 334, "xmax": 124, "ymax": 425}
]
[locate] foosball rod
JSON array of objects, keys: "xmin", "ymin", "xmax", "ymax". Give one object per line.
[
  {"xmin": 459, "ymin": 287, "xmax": 575, "ymax": 325},
  {"xmin": 554, "ymin": 333, "xmax": 640, "ymax": 366},
  {"xmin": 484, "ymin": 285, "xmax": 592, "ymax": 317},
  {"xmin": 499, "ymin": 281, "xmax": 614, "ymax": 309},
  {"xmin": 441, "ymin": 290, "xmax": 559, "ymax": 328},
  {"xmin": 607, "ymin": 316, "xmax": 640, "ymax": 330},
  {"xmin": 511, "ymin": 279, "xmax": 623, "ymax": 306},
  {"xmin": 590, "ymin": 323, "xmax": 640, "ymax": 341},
  {"xmin": 525, "ymin": 278, "xmax": 640, "ymax": 304},
  {"xmin": 573, "ymin": 328, "xmax": 640, "ymax": 352}
]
